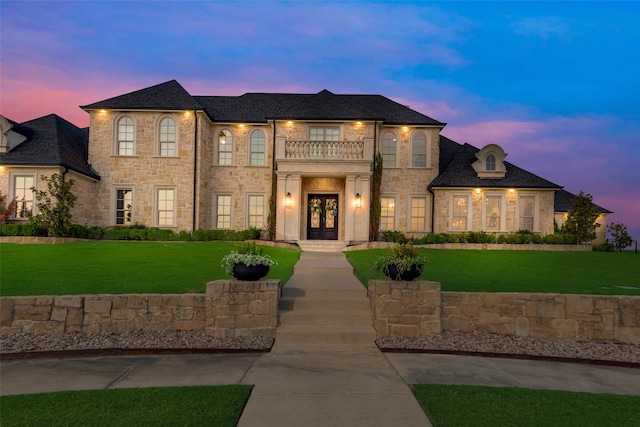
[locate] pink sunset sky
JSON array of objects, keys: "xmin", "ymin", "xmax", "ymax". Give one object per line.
[{"xmin": 1, "ymin": 1, "xmax": 639, "ymax": 241}]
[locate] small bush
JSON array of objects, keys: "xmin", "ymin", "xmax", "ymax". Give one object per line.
[
  {"xmin": 67, "ymin": 224, "xmax": 104, "ymax": 239},
  {"xmin": 382, "ymin": 230, "xmax": 408, "ymax": 243},
  {"xmin": 593, "ymin": 243, "xmax": 615, "ymax": 252}
]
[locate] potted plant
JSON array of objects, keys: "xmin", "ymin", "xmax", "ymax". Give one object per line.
[
  {"xmin": 374, "ymin": 242, "xmax": 426, "ymax": 281},
  {"xmin": 221, "ymin": 241, "xmax": 277, "ymax": 281}
]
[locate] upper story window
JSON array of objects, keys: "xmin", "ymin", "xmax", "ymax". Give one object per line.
[
  {"xmin": 117, "ymin": 116, "xmax": 134, "ymax": 156},
  {"xmin": 486, "ymin": 154, "xmax": 496, "ymax": 171},
  {"xmin": 218, "ymin": 129, "xmax": 233, "ymax": 165},
  {"xmin": 249, "ymin": 130, "xmax": 266, "ymax": 166},
  {"xmin": 158, "ymin": 117, "xmax": 176, "ymax": 156},
  {"xmin": 310, "ymin": 126, "xmax": 339, "ymax": 141},
  {"xmin": 381, "ymin": 131, "xmax": 397, "ymax": 167},
  {"xmin": 411, "ymin": 131, "xmax": 427, "ymax": 167}
]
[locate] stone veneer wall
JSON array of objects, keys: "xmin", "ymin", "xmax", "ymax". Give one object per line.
[
  {"xmin": 368, "ymin": 280, "xmax": 640, "ymax": 344},
  {"xmin": 0, "ymin": 279, "xmax": 280, "ymax": 339}
]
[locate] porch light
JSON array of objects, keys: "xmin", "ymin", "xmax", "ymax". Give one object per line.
[
  {"xmin": 219, "ymin": 131, "xmax": 226, "ymax": 144},
  {"xmin": 355, "ymin": 193, "xmax": 361, "ymax": 208},
  {"xmin": 285, "ymin": 192, "xmax": 292, "ymax": 208}
]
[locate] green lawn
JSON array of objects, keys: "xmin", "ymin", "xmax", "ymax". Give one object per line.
[
  {"xmin": 412, "ymin": 384, "xmax": 640, "ymax": 427},
  {"xmin": 0, "ymin": 385, "xmax": 251, "ymax": 427},
  {"xmin": 346, "ymin": 248, "xmax": 640, "ymax": 295},
  {"xmin": 0, "ymin": 242, "xmax": 300, "ymax": 296}
]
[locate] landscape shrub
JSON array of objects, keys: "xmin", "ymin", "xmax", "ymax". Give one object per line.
[
  {"xmin": 67, "ymin": 224, "xmax": 104, "ymax": 239},
  {"xmin": 381, "ymin": 230, "xmax": 408, "ymax": 243},
  {"xmin": 592, "ymin": 243, "xmax": 615, "ymax": 252},
  {"xmin": 0, "ymin": 223, "xmax": 48, "ymax": 236}
]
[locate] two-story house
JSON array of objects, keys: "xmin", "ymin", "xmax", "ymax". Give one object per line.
[{"xmin": 0, "ymin": 80, "xmax": 610, "ymax": 244}]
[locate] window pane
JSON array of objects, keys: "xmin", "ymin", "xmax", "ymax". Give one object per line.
[
  {"xmin": 118, "ymin": 117, "xmax": 134, "ymax": 155},
  {"xmin": 116, "ymin": 189, "xmax": 132, "ymax": 225},
  {"xmin": 248, "ymin": 195, "xmax": 264, "ymax": 228},
  {"xmin": 218, "ymin": 130, "xmax": 233, "ymax": 165},
  {"xmin": 159, "ymin": 118, "xmax": 176, "ymax": 156},
  {"xmin": 216, "ymin": 195, "xmax": 231, "ymax": 229},
  {"xmin": 14, "ymin": 175, "xmax": 34, "ymax": 218},
  {"xmin": 519, "ymin": 196, "xmax": 535, "ymax": 231},
  {"xmin": 411, "ymin": 197, "xmax": 426, "ymax": 230},
  {"xmin": 452, "ymin": 196, "xmax": 468, "ymax": 230},
  {"xmin": 250, "ymin": 131, "xmax": 265, "ymax": 166},
  {"xmin": 380, "ymin": 197, "xmax": 395, "ymax": 231},
  {"xmin": 309, "ymin": 127, "xmax": 339, "ymax": 141},
  {"xmin": 382, "ymin": 132, "xmax": 396, "ymax": 167},
  {"xmin": 486, "ymin": 154, "xmax": 496, "ymax": 171},
  {"xmin": 412, "ymin": 132, "xmax": 427, "ymax": 167},
  {"xmin": 157, "ymin": 189, "xmax": 174, "ymax": 226},
  {"xmin": 485, "ymin": 196, "xmax": 500, "ymax": 230}
]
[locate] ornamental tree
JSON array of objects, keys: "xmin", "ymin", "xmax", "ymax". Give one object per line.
[
  {"xmin": 608, "ymin": 222, "xmax": 633, "ymax": 252},
  {"xmin": 564, "ymin": 191, "xmax": 600, "ymax": 244},
  {"xmin": 30, "ymin": 173, "xmax": 77, "ymax": 237}
]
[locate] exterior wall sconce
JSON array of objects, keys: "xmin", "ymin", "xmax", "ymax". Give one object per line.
[
  {"xmin": 355, "ymin": 193, "xmax": 361, "ymax": 208},
  {"xmin": 285, "ymin": 192, "xmax": 292, "ymax": 208}
]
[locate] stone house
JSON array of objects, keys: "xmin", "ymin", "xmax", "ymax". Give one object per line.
[{"xmin": 0, "ymin": 80, "xmax": 610, "ymax": 244}]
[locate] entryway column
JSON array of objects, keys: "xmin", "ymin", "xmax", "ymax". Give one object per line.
[
  {"xmin": 345, "ymin": 175, "xmax": 357, "ymax": 242},
  {"xmin": 276, "ymin": 173, "xmax": 301, "ymax": 242}
]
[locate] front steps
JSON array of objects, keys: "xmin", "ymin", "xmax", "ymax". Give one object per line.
[
  {"xmin": 277, "ymin": 252, "xmax": 376, "ymax": 346},
  {"xmin": 296, "ymin": 240, "xmax": 348, "ymax": 252}
]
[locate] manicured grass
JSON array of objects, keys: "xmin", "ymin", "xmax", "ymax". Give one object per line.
[
  {"xmin": 0, "ymin": 242, "xmax": 300, "ymax": 296},
  {"xmin": 345, "ymin": 249, "xmax": 640, "ymax": 295},
  {"xmin": 412, "ymin": 384, "xmax": 640, "ymax": 427},
  {"xmin": 0, "ymin": 385, "xmax": 251, "ymax": 427}
]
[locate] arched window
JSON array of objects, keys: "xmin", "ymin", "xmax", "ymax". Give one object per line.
[
  {"xmin": 411, "ymin": 132, "xmax": 427, "ymax": 167},
  {"xmin": 249, "ymin": 130, "xmax": 265, "ymax": 166},
  {"xmin": 381, "ymin": 131, "xmax": 397, "ymax": 167},
  {"xmin": 218, "ymin": 129, "xmax": 233, "ymax": 165},
  {"xmin": 159, "ymin": 117, "xmax": 176, "ymax": 156},
  {"xmin": 486, "ymin": 154, "xmax": 496, "ymax": 171},
  {"xmin": 117, "ymin": 116, "xmax": 134, "ymax": 155}
]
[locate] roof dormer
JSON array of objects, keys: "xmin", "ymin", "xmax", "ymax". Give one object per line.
[{"xmin": 472, "ymin": 144, "xmax": 507, "ymax": 179}]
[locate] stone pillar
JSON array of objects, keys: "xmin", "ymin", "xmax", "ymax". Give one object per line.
[{"xmin": 345, "ymin": 175, "xmax": 357, "ymax": 242}]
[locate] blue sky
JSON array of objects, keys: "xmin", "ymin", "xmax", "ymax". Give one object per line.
[{"xmin": 1, "ymin": 1, "xmax": 639, "ymax": 240}]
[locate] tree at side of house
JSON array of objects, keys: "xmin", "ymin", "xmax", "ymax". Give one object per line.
[
  {"xmin": 30, "ymin": 173, "xmax": 77, "ymax": 237},
  {"xmin": 608, "ymin": 222, "xmax": 633, "ymax": 252},
  {"xmin": 565, "ymin": 191, "xmax": 601, "ymax": 244},
  {"xmin": 0, "ymin": 191, "xmax": 17, "ymax": 223}
]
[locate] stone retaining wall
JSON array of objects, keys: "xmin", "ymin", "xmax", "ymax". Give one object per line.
[
  {"xmin": 0, "ymin": 279, "xmax": 280, "ymax": 338},
  {"xmin": 347, "ymin": 242, "xmax": 591, "ymax": 251},
  {"xmin": 368, "ymin": 280, "xmax": 640, "ymax": 344}
]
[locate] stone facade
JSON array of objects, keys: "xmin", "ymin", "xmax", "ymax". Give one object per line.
[
  {"xmin": 368, "ymin": 280, "xmax": 640, "ymax": 344},
  {"xmin": 1, "ymin": 279, "xmax": 280, "ymax": 339}
]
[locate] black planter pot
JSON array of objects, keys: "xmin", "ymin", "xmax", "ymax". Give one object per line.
[
  {"xmin": 385, "ymin": 263, "xmax": 422, "ymax": 281},
  {"xmin": 232, "ymin": 263, "xmax": 270, "ymax": 281}
]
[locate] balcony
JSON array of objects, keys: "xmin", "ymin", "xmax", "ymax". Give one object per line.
[{"xmin": 280, "ymin": 139, "xmax": 370, "ymax": 160}]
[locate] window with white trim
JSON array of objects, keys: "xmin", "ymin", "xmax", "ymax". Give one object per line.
[
  {"xmin": 410, "ymin": 196, "xmax": 427, "ymax": 231},
  {"xmin": 156, "ymin": 188, "xmax": 175, "ymax": 227},
  {"xmin": 484, "ymin": 195, "xmax": 501, "ymax": 231},
  {"xmin": 380, "ymin": 196, "xmax": 396, "ymax": 231},
  {"xmin": 115, "ymin": 189, "xmax": 133, "ymax": 225},
  {"xmin": 13, "ymin": 175, "xmax": 34, "ymax": 218},
  {"xmin": 218, "ymin": 129, "xmax": 233, "ymax": 165},
  {"xmin": 519, "ymin": 195, "xmax": 535, "ymax": 231},
  {"xmin": 486, "ymin": 154, "xmax": 496, "ymax": 171},
  {"xmin": 117, "ymin": 116, "xmax": 134, "ymax": 155},
  {"xmin": 411, "ymin": 131, "xmax": 427, "ymax": 167},
  {"xmin": 216, "ymin": 195, "xmax": 231, "ymax": 229},
  {"xmin": 381, "ymin": 131, "xmax": 397, "ymax": 167},
  {"xmin": 247, "ymin": 195, "xmax": 264, "ymax": 229},
  {"xmin": 452, "ymin": 195, "xmax": 469, "ymax": 230},
  {"xmin": 159, "ymin": 117, "xmax": 176, "ymax": 156},
  {"xmin": 249, "ymin": 130, "xmax": 266, "ymax": 166}
]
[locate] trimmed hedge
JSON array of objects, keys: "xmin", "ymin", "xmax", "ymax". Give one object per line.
[
  {"xmin": 382, "ymin": 230, "xmax": 579, "ymax": 245},
  {"xmin": 0, "ymin": 223, "xmax": 262, "ymax": 242}
]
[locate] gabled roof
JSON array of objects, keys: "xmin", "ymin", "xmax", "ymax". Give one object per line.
[
  {"xmin": 80, "ymin": 80, "xmax": 203, "ymax": 112},
  {"xmin": 0, "ymin": 114, "xmax": 100, "ymax": 180},
  {"xmin": 554, "ymin": 189, "xmax": 612, "ymax": 214},
  {"xmin": 196, "ymin": 89, "xmax": 445, "ymax": 125},
  {"xmin": 429, "ymin": 136, "xmax": 561, "ymax": 189}
]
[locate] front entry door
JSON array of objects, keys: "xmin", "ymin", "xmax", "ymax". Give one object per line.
[{"xmin": 307, "ymin": 194, "xmax": 338, "ymax": 240}]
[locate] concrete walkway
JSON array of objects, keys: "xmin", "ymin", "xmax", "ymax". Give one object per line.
[{"xmin": 2, "ymin": 252, "xmax": 639, "ymax": 426}]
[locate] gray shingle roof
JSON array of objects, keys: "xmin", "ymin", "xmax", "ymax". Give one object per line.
[
  {"xmin": 80, "ymin": 80, "xmax": 203, "ymax": 111},
  {"xmin": 429, "ymin": 136, "xmax": 561, "ymax": 189},
  {"xmin": 0, "ymin": 114, "xmax": 100, "ymax": 180},
  {"xmin": 554, "ymin": 189, "xmax": 612, "ymax": 214}
]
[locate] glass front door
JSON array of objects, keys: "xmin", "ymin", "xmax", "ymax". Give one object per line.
[{"xmin": 307, "ymin": 194, "xmax": 338, "ymax": 240}]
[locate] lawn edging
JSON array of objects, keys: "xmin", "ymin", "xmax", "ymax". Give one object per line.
[
  {"xmin": 347, "ymin": 242, "xmax": 592, "ymax": 251},
  {"xmin": 0, "ymin": 279, "xmax": 280, "ymax": 338},
  {"xmin": 368, "ymin": 280, "xmax": 640, "ymax": 344}
]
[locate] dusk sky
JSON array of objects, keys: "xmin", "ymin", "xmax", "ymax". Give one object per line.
[{"xmin": 1, "ymin": 1, "xmax": 638, "ymax": 240}]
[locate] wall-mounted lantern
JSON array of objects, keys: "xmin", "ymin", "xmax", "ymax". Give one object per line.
[
  {"xmin": 355, "ymin": 193, "xmax": 361, "ymax": 208},
  {"xmin": 285, "ymin": 192, "xmax": 292, "ymax": 208}
]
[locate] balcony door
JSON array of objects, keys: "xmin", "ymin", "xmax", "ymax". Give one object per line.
[{"xmin": 307, "ymin": 194, "xmax": 339, "ymax": 240}]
